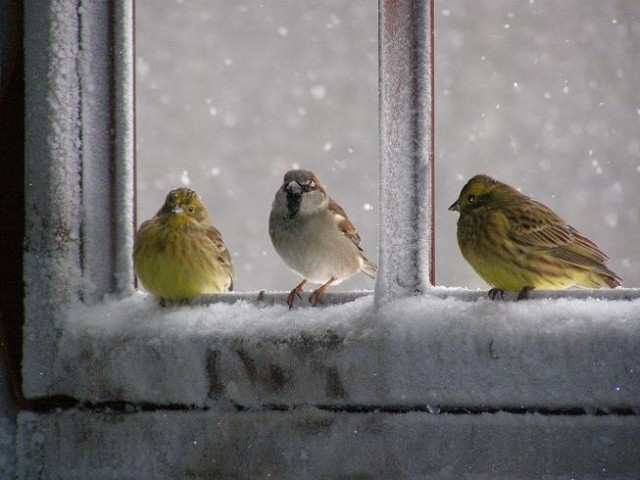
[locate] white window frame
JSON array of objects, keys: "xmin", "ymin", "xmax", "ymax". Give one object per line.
[{"xmin": 22, "ymin": 0, "xmax": 639, "ymax": 413}]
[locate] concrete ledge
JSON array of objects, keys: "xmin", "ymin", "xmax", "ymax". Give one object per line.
[{"xmin": 18, "ymin": 408, "xmax": 640, "ymax": 479}]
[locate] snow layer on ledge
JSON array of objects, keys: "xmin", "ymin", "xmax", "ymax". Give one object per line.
[{"xmin": 46, "ymin": 289, "xmax": 640, "ymax": 410}]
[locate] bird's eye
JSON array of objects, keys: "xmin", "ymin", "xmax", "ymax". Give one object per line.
[
  {"xmin": 188, "ymin": 206, "xmax": 194, "ymax": 213},
  {"xmin": 468, "ymin": 194, "xmax": 476, "ymax": 203}
]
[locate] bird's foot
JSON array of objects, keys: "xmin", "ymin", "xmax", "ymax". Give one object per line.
[
  {"xmin": 309, "ymin": 288, "xmax": 325, "ymax": 306},
  {"xmin": 287, "ymin": 280, "xmax": 307, "ymax": 309},
  {"xmin": 309, "ymin": 277, "xmax": 337, "ymax": 307},
  {"xmin": 517, "ymin": 286, "xmax": 534, "ymax": 300},
  {"xmin": 487, "ymin": 288, "xmax": 505, "ymax": 300}
]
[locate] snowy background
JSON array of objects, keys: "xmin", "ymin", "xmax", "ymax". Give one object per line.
[{"xmin": 136, "ymin": 0, "xmax": 640, "ymax": 293}]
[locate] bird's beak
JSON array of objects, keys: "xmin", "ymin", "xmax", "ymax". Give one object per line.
[
  {"xmin": 286, "ymin": 181, "xmax": 302, "ymax": 195},
  {"xmin": 172, "ymin": 205, "xmax": 184, "ymax": 215},
  {"xmin": 448, "ymin": 199, "xmax": 460, "ymax": 212}
]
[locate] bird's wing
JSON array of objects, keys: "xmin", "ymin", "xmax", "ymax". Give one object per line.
[
  {"xmin": 506, "ymin": 200, "xmax": 612, "ymax": 271},
  {"xmin": 327, "ymin": 199, "xmax": 363, "ymax": 251},
  {"xmin": 206, "ymin": 226, "xmax": 235, "ymax": 291}
]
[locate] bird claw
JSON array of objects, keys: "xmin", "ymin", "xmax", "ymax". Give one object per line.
[
  {"xmin": 309, "ymin": 289, "xmax": 324, "ymax": 306},
  {"xmin": 309, "ymin": 277, "xmax": 336, "ymax": 307},
  {"xmin": 487, "ymin": 288, "xmax": 505, "ymax": 300},
  {"xmin": 286, "ymin": 288, "xmax": 303, "ymax": 309},
  {"xmin": 287, "ymin": 278, "xmax": 334, "ymax": 308},
  {"xmin": 487, "ymin": 287, "xmax": 534, "ymax": 300},
  {"xmin": 287, "ymin": 280, "xmax": 307, "ymax": 309},
  {"xmin": 517, "ymin": 286, "xmax": 534, "ymax": 300}
]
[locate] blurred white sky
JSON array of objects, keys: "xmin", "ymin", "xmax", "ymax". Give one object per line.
[{"xmin": 136, "ymin": 0, "xmax": 640, "ymax": 291}]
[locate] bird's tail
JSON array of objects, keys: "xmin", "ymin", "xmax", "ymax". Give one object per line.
[
  {"xmin": 362, "ymin": 258, "xmax": 377, "ymax": 279},
  {"xmin": 580, "ymin": 265, "xmax": 622, "ymax": 289},
  {"xmin": 595, "ymin": 269, "xmax": 622, "ymax": 288}
]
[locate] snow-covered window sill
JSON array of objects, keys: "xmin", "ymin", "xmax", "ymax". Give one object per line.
[
  {"xmin": 22, "ymin": 0, "xmax": 640, "ymax": 418},
  {"xmin": 48, "ymin": 289, "xmax": 640, "ymax": 412}
]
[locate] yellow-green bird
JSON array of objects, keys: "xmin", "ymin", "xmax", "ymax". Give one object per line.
[
  {"xmin": 449, "ymin": 174, "xmax": 621, "ymax": 299},
  {"xmin": 134, "ymin": 188, "xmax": 234, "ymax": 304}
]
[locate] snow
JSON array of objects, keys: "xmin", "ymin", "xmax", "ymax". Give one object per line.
[{"xmin": 40, "ymin": 289, "xmax": 640, "ymax": 410}]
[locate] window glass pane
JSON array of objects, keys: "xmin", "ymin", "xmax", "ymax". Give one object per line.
[
  {"xmin": 136, "ymin": 1, "xmax": 378, "ymax": 293},
  {"xmin": 137, "ymin": 1, "xmax": 639, "ymax": 292},
  {"xmin": 437, "ymin": 1, "xmax": 640, "ymax": 288}
]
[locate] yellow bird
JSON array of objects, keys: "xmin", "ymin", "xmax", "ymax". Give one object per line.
[
  {"xmin": 449, "ymin": 174, "xmax": 621, "ymax": 299},
  {"xmin": 134, "ymin": 188, "xmax": 234, "ymax": 304}
]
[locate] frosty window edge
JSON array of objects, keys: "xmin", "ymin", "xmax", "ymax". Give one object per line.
[
  {"xmin": 376, "ymin": 0, "xmax": 435, "ymax": 303},
  {"xmin": 23, "ymin": 0, "xmax": 134, "ymax": 398}
]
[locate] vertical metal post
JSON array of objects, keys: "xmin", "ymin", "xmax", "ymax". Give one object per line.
[
  {"xmin": 113, "ymin": 0, "xmax": 136, "ymax": 296},
  {"xmin": 80, "ymin": 0, "xmax": 135, "ymax": 301},
  {"xmin": 376, "ymin": 0, "xmax": 435, "ymax": 305}
]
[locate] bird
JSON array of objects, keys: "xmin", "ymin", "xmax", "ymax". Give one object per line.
[
  {"xmin": 449, "ymin": 174, "xmax": 621, "ymax": 299},
  {"xmin": 134, "ymin": 187, "xmax": 234, "ymax": 304},
  {"xmin": 269, "ymin": 169, "xmax": 377, "ymax": 308}
]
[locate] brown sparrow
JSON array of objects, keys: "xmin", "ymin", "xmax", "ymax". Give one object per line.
[{"xmin": 269, "ymin": 169, "xmax": 377, "ymax": 308}]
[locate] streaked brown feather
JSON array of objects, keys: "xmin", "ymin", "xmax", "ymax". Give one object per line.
[
  {"xmin": 327, "ymin": 199, "xmax": 364, "ymax": 251},
  {"xmin": 205, "ymin": 226, "xmax": 234, "ymax": 291},
  {"xmin": 505, "ymin": 199, "xmax": 614, "ymax": 276}
]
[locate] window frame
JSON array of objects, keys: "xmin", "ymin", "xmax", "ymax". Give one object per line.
[
  {"xmin": 22, "ymin": 0, "xmax": 640, "ymax": 411},
  {"xmin": 23, "ymin": 0, "xmax": 135, "ymax": 397}
]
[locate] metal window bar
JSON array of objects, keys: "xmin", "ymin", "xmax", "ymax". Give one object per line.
[{"xmin": 376, "ymin": 0, "xmax": 435, "ymax": 304}]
